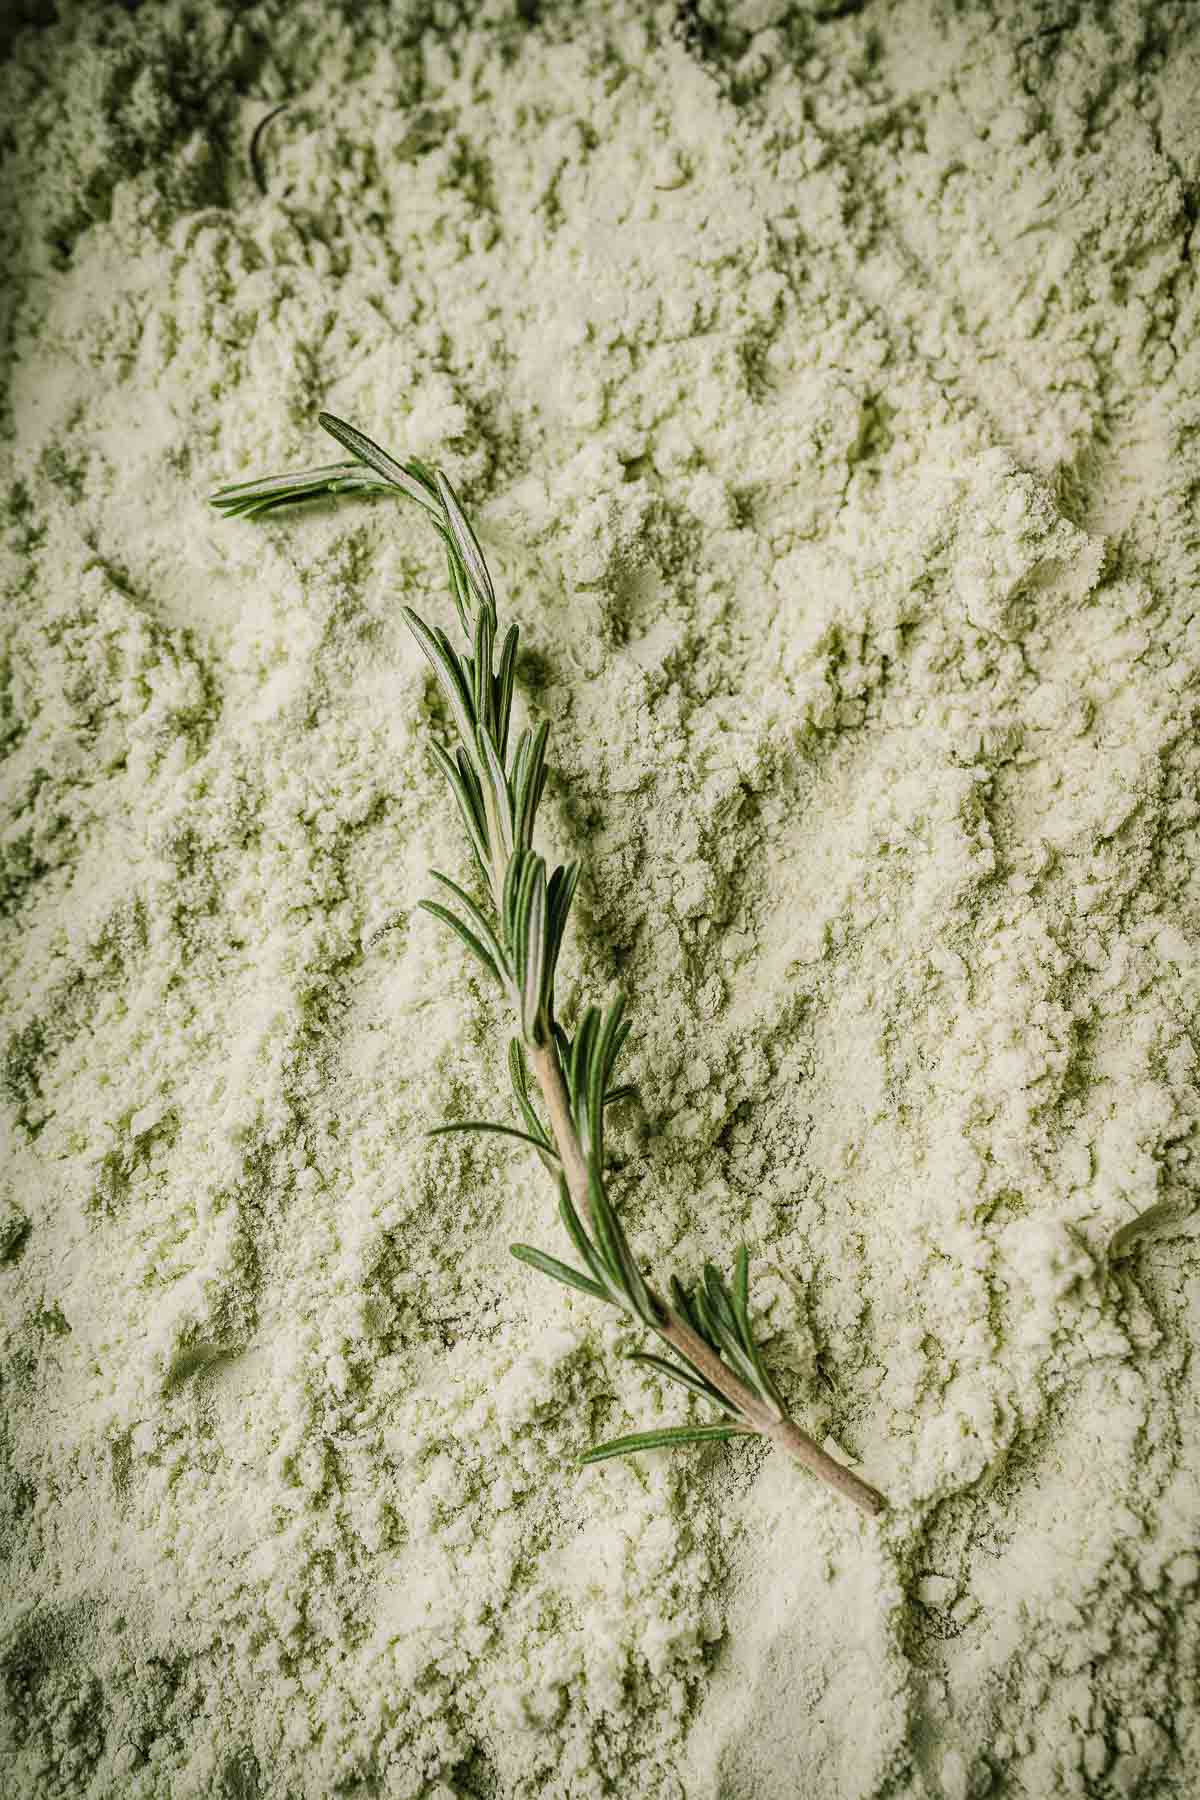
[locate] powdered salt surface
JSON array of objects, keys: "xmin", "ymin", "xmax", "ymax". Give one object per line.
[{"xmin": 2, "ymin": 3, "xmax": 1198, "ymax": 1796}]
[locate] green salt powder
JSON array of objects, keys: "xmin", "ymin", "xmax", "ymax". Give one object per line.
[{"xmin": 1, "ymin": 2, "xmax": 1198, "ymax": 1796}]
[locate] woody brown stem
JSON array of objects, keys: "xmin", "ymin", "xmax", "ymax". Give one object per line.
[{"xmin": 528, "ymin": 1041, "xmax": 887, "ymax": 1518}]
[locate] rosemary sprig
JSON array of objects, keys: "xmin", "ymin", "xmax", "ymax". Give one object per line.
[{"xmin": 210, "ymin": 416, "xmax": 887, "ymax": 1517}]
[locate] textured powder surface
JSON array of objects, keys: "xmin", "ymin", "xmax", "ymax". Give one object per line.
[{"xmin": 1, "ymin": 2, "xmax": 1198, "ymax": 1796}]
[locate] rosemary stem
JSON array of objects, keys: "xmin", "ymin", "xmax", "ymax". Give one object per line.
[
  {"xmin": 528, "ymin": 1040, "xmax": 600, "ymax": 1221},
  {"xmin": 528, "ymin": 1043, "xmax": 887, "ymax": 1517}
]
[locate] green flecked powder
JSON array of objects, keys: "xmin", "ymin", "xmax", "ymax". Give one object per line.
[{"xmin": 2, "ymin": 2, "xmax": 1198, "ymax": 1795}]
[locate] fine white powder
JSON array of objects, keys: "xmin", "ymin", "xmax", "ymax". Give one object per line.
[{"xmin": 2, "ymin": 3, "xmax": 1198, "ymax": 1796}]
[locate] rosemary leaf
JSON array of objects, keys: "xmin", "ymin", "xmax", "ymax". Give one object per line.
[
  {"xmin": 493, "ymin": 625, "xmax": 519, "ymax": 760},
  {"xmin": 735, "ymin": 1243, "xmax": 750, "ymax": 1305},
  {"xmin": 445, "ymin": 547, "xmax": 472, "ymax": 637},
  {"xmin": 509, "ymin": 1243, "xmax": 608, "ymax": 1300},
  {"xmin": 507, "ymin": 1038, "xmax": 548, "ymax": 1144},
  {"xmin": 429, "ymin": 871, "xmax": 509, "ymax": 976},
  {"xmin": 210, "ymin": 462, "xmax": 386, "ymax": 517},
  {"xmin": 579, "ymin": 1424, "xmax": 754, "ymax": 1465},
  {"xmin": 428, "ymin": 1121, "xmax": 558, "ymax": 1154},
  {"xmin": 402, "ymin": 608, "xmax": 477, "ymax": 745},
  {"xmin": 435, "ymin": 468, "xmax": 496, "ymax": 614},
  {"xmin": 418, "ymin": 900, "xmax": 504, "ymax": 987},
  {"xmin": 557, "ymin": 1178, "xmax": 621, "ymax": 1303},
  {"xmin": 317, "ymin": 411, "xmax": 441, "ymax": 514},
  {"xmin": 627, "ymin": 1351, "xmax": 741, "ymax": 1415},
  {"xmin": 426, "ymin": 759, "xmax": 491, "ymax": 882}
]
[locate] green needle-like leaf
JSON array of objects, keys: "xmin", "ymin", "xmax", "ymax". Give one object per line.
[
  {"xmin": 513, "ymin": 720, "xmax": 549, "ymax": 852},
  {"xmin": 428, "ymin": 743, "xmax": 491, "ymax": 876},
  {"xmin": 508, "ymin": 1038, "xmax": 550, "ymax": 1146},
  {"xmin": 477, "ymin": 723, "xmax": 514, "ymax": 864},
  {"xmin": 579, "ymin": 1423, "xmax": 753, "ymax": 1465},
  {"xmin": 473, "ymin": 606, "xmax": 495, "ymax": 736},
  {"xmin": 209, "ymin": 462, "xmax": 389, "ymax": 516},
  {"xmin": 403, "ymin": 608, "xmax": 477, "ymax": 745},
  {"xmin": 568, "ymin": 1007, "xmax": 599, "ymax": 1137},
  {"xmin": 543, "ymin": 862, "xmax": 578, "ymax": 1009},
  {"xmin": 693, "ymin": 1278, "xmax": 760, "ymax": 1393},
  {"xmin": 510, "ymin": 1243, "xmax": 609, "ymax": 1300},
  {"xmin": 429, "ymin": 871, "xmax": 508, "ymax": 978},
  {"xmin": 435, "ymin": 468, "xmax": 496, "ymax": 614},
  {"xmin": 627, "ymin": 1352, "xmax": 741, "ymax": 1415},
  {"xmin": 587, "ymin": 1165, "xmax": 658, "ymax": 1327},
  {"xmin": 558, "ymin": 1179, "xmax": 620, "ymax": 1303},
  {"xmin": 521, "ymin": 857, "xmax": 548, "ymax": 1041},
  {"xmin": 670, "ymin": 1275, "xmax": 699, "ymax": 1333},
  {"xmin": 427, "ymin": 1121, "xmax": 559, "ymax": 1154},
  {"xmin": 703, "ymin": 1262, "xmax": 739, "ymax": 1333},
  {"xmin": 445, "ymin": 548, "xmax": 472, "ymax": 636},
  {"xmin": 419, "ymin": 900, "xmax": 504, "ymax": 987},
  {"xmin": 402, "ymin": 454, "xmax": 441, "ymax": 496},
  {"xmin": 587, "ymin": 995, "xmax": 627, "ymax": 1172},
  {"xmin": 734, "ymin": 1244, "xmax": 750, "ymax": 1318},
  {"xmin": 494, "ymin": 625, "xmax": 519, "ymax": 760},
  {"xmin": 318, "ymin": 411, "xmax": 442, "ymax": 515}
]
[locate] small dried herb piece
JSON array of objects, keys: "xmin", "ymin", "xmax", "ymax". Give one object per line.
[{"xmin": 210, "ymin": 416, "xmax": 887, "ymax": 1516}]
